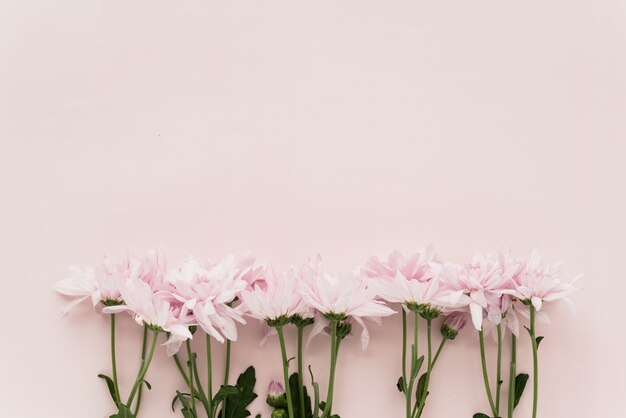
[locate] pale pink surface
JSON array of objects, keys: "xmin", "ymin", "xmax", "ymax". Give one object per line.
[{"xmin": 1, "ymin": 1, "xmax": 625, "ymax": 417}]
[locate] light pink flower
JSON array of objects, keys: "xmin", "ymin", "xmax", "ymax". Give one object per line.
[
  {"xmin": 299, "ymin": 262, "xmax": 395, "ymax": 349},
  {"xmin": 103, "ymin": 279, "xmax": 192, "ymax": 352},
  {"xmin": 501, "ymin": 250, "xmax": 581, "ymax": 314},
  {"xmin": 364, "ymin": 247, "xmax": 450, "ymax": 310},
  {"xmin": 240, "ymin": 266, "xmax": 310, "ymax": 322},
  {"xmin": 166, "ymin": 255, "xmax": 250, "ymax": 345},
  {"xmin": 440, "ymin": 252, "xmax": 517, "ymax": 331},
  {"xmin": 55, "ymin": 250, "xmax": 167, "ymax": 315},
  {"xmin": 363, "ymin": 246, "xmax": 439, "ymax": 282}
]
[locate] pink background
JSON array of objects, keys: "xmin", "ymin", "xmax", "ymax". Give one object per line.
[{"xmin": 1, "ymin": 1, "xmax": 625, "ymax": 417}]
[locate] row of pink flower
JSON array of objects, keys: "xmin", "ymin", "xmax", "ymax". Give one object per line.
[{"xmin": 55, "ymin": 247, "xmax": 581, "ymax": 351}]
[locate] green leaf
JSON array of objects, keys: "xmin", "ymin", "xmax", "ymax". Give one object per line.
[
  {"xmin": 416, "ymin": 372, "xmax": 429, "ymax": 405},
  {"xmin": 98, "ymin": 374, "xmax": 118, "ymax": 404},
  {"xmin": 536, "ymin": 336, "xmax": 544, "ymax": 348},
  {"xmin": 289, "ymin": 372, "xmax": 313, "ymax": 418},
  {"xmin": 514, "ymin": 373, "xmax": 529, "ymax": 408},
  {"xmin": 220, "ymin": 366, "xmax": 259, "ymax": 418},
  {"xmin": 181, "ymin": 407, "xmax": 196, "ymax": 418},
  {"xmin": 473, "ymin": 414, "xmax": 491, "ymax": 418},
  {"xmin": 396, "ymin": 376, "xmax": 405, "ymax": 393},
  {"xmin": 411, "ymin": 355, "xmax": 425, "ymax": 380},
  {"xmin": 214, "ymin": 385, "xmax": 239, "ymax": 403},
  {"xmin": 172, "ymin": 391, "xmax": 192, "ymax": 411},
  {"xmin": 109, "ymin": 404, "xmax": 136, "ymax": 418}
]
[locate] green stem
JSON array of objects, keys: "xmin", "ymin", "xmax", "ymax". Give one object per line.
[
  {"xmin": 431, "ymin": 339, "xmax": 447, "ymax": 370},
  {"xmin": 206, "ymin": 334, "xmax": 214, "ymax": 417},
  {"xmin": 496, "ymin": 324, "xmax": 503, "ymax": 414},
  {"xmin": 222, "ymin": 338, "xmax": 231, "ymax": 418},
  {"xmin": 322, "ymin": 320, "xmax": 339, "ymax": 418},
  {"xmin": 415, "ymin": 319, "xmax": 433, "ymax": 417},
  {"xmin": 402, "ymin": 309, "xmax": 408, "ymax": 393},
  {"xmin": 297, "ymin": 326, "xmax": 306, "ymax": 418},
  {"xmin": 173, "ymin": 354, "xmax": 209, "ymax": 415},
  {"xmin": 186, "ymin": 340, "xmax": 198, "ymax": 417},
  {"xmin": 530, "ymin": 306, "xmax": 539, "ymax": 418},
  {"xmin": 133, "ymin": 325, "xmax": 149, "ymax": 416},
  {"xmin": 277, "ymin": 326, "xmax": 295, "ymax": 418},
  {"xmin": 507, "ymin": 333, "xmax": 517, "ymax": 418},
  {"xmin": 479, "ymin": 329, "xmax": 498, "ymax": 417},
  {"xmin": 174, "ymin": 354, "xmax": 190, "ymax": 385},
  {"xmin": 406, "ymin": 312, "xmax": 419, "ymax": 418},
  {"xmin": 127, "ymin": 330, "xmax": 159, "ymax": 408},
  {"xmin": 110, "ymin": 314, "xmax": 121, "ymax": 406}
]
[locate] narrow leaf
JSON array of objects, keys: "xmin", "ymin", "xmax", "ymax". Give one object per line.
[
  {"xmin": 514, "ymin": 373, "xmax": 529, "ymax": 408},
  {"xmin": 396, "ymin": 376, "xmax": 405, "ymax": 393},
  {"xmin": 536, "ymin": 336, "xmax": 544, "ymax": 348},
  {"xmin": 97, "ymin": 374, "xmax": 117, "ymax": 404},
  {"xmin": 473, "ymin": 414, "xmax": 491, "ymax": 418}
]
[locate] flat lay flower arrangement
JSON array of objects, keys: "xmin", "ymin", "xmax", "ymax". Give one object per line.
[{"xmin": 55, "ymin": 247, "xmax": 580, "ymax": 418}]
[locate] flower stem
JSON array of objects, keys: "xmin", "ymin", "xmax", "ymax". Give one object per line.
[
  {"xmin": 496, "ymin": 323, "xmax": 503, "ymax": 414},
  {"xmin": 530, "ymin": 306, "xmax": 539, "ymax": 418},
  {"xmin": 406, "ymin": 311, "xmax": 419, "ymax": 418},
  {"xmin": 133, "ymin": 325, "xmax": 149, "ymax": 416},
  {"xmin": 110, "ymin": 314, "xmax": 121, "ymax": 406},
  {"xmin": 297, "ymin": 326, "xmax": 306, "ymax": 418},
  {"xmin": 322, "ymin": 320, "xmax": 339, "ymax": 418},
  {"xmin": 277, "ymin": 325, "xmax": 295, "ymax": 418},
  {"xmin": 507, "ymin": 333, "xmax": 517, "ymax": 418},
  {"xmin": 222, "ymin": 338, "xmax": 229, "ymax": 417},
  {"xmin": 127, "ymin": 330, "xmax": 159, "ymax": 409},
  {"xmin": 223, "ymin": 339, "xmax": 231, "ymax": 386},
  {"xmin": 402, "ymin": 308, "xmax": 408, "ymax": 393},
  {"xmin": 206, "ymin": 334, "xmax": 214, "ymax": 417},
  {"xmin": 479, "ymin": 329, "xmax": 498, "ymax": 417},
  {"xmin": 186, "ymin": 340, "xmax": 198, "ymax": 417},
  {"xmin": 431, "ymin": 339, "xmax": 447, "ymax": 369},
  {"xmin": 173, "ymin": 354, "xmax": 209, "ymax": 415},
  {"xmin": 415, "ymin": 319, "xmax": 433, "ymax": 417}
]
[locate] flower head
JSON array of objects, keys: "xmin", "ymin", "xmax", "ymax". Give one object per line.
[
  {"xmin": 165, "ymin": 255, "xmax": 252, "ymax": 346},
  {"xmin": 102, "ymin": 279, "xmax": 192, "ymax": 354},
  {"xmin": 55, "ymin": 250, "xmax": 167, "ymax": 316},
  {"xmin": 440, "ymin": 251, "xmax": 518, "ymax": 331},
  {"xmin": 299, "ymin": 259, "xmax": 395, "ymax": 349},
  {"xmin": 240, "ymin": 266, "xmax": 310, "ymax": 327},
  {"xmin": 502, "ymin": 250, "xmax": 581, "ymax": 314}
]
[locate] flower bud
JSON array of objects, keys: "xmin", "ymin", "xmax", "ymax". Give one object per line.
[
  {"xmin": 440, "ymin": 313, "xmax": 466, "ymax": 340},
  {"xmin": 266, "ymin": 380, "xmax": 287, "ymax": 408},
  {"xmin": 272, "ymin": 409, "xmax": 287, "ymax": 418}
]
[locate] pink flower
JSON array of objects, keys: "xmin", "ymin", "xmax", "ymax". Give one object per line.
[
  {"xmin": 364, "ymin": 247, "xmax": 450, "ymax": 311},
  {"xmin": 439, "ymin": 252, "xmax": 517, "ymax": 331},
  {"xmin": 55, "ymin": 250, "xmax": 167, "ymax": 315},
  {"xmin": 299, "ymin": 261, "xmax": 395, "ymax": 349},
  {"xmin": 501, "ymin": 250, "xmax": 581, "ymax": 314},
  {"xmin": 240, "ymin": 266, "xmax": 310, "ymax": 323},
  {"xmin": 363, "ymin": 246, "xmax": 439, "ymax": 282},
  {"xmin": 103, "ymin": 279, "xmax": 192, "ymax": 352},
  {"xmin": 166, "ymin": 255, "xmax": 251, "ymax": 345}
]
